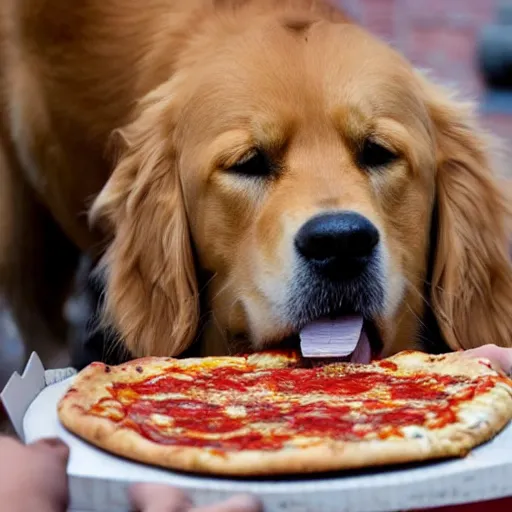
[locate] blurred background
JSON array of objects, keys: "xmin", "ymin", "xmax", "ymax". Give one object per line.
[
  {"xmin": 336, "ymin": 0, "xmax": 512, "ymax": 153},
  {"xmin": 1, "ymin": 0, "xmax": 512, "ymax": 391}
]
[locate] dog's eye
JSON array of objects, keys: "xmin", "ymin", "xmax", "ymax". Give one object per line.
[
  {"xmin": 229, "ymin": 150, "xmax": 273, "ymax": 177},
  {"xmin": 358, "ymin": 140, "xmax": 397, "ymax": 170}
]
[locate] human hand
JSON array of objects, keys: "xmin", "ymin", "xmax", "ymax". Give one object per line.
[
  {"xmin": 0, "ymin": 435, "xmax": 69, "ymax": 512},
  {"xmin": 462, "ymin": 344, "xmax": 512, "ymax": 377},
  {"xmin": 129, "ymin": 483, "xmax": 262, "ymax": 512}
]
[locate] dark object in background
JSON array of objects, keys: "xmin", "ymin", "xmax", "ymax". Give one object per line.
[
  {"xmin": 478, "ymin": 2, "xmax": 512, "ymax": 89},
  {"xmin": 67, "ymin": 256, "xmax": 131, "ymax": 370},
  {"xmin": 418, "ymin": 201, "xmax": 452, "ymax": 356}
]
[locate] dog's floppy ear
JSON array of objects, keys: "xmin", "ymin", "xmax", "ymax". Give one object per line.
[
  {"xmin": 425, "ymin": 81, "xmax": 512, "ymax": 350},
  {"xmin": 90, "ymin": 82, "xmax": 199, "ymax": 357}
]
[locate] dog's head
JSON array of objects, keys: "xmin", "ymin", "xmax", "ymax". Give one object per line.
[{"xmin": 90, "ymin": 9, "xmax": 512, "ymax": 358}]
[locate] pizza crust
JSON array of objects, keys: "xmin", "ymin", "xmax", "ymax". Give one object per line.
[{"xmin": 57, "ymin": 351, "xmax": 512, "ymax": 476}]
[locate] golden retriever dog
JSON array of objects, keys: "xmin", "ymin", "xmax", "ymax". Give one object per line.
[{"xmin": 1, "ymin": 0, "xmax": 511, "ymax": 365}]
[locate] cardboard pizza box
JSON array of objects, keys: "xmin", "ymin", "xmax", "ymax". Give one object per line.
[{"xmin": 1, "ymin": 352, "xmax": 512, "ymax": 512}]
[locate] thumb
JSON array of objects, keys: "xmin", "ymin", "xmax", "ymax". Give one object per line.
[
  {"xmin": 462, "ymin": 345, "xmax": 512, "ymax": 376},
  {"xmin": 195, "ymin": 494, "xmax": 262, "ymax": 512},
  {"xmin": 129, "ymin": 483, "xmax": 192, "ymax": 512},
  {"xmin": 32, "ymin": 437, "xmax": 70, "ymax": 463}
]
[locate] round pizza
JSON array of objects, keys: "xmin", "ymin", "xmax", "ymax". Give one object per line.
[{"xmin": 57, "ymin": 350, "xmax": 512, "ymax": 476}]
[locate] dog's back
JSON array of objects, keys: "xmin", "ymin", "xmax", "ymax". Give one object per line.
[{"xmin": 1, "ymin": 1, "xmax": 202, "ymax": 247}]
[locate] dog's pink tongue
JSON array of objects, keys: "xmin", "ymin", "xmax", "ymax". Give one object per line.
[{"xmin": 299, "ymin": 315, "xmax": 371, "ymax": 363}]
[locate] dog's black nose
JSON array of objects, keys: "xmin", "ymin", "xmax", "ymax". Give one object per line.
[{"xmin": 295, "ymin": 212, "xmax": 379, "ymax": 278}]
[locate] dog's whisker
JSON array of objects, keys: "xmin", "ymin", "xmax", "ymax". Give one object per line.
[{"xmin": 198, "ymin": 273, "xmax": 219, "ymax": 296}]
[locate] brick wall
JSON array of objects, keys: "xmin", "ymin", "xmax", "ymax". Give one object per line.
[{"xmin": 336, "ymin": 0, "xmax": 512, "ymax": 157}]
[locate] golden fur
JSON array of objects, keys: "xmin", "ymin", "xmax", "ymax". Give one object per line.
[{"xmin": 0, "ymin": 0, "xmax": 511, "ymax": 361}]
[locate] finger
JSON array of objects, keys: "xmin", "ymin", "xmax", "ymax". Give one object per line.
[
  {"xmin": 462, "ymin": 345, "xmax": 512, "ymax": 376},
  {"xmin": 194, "ymin": 494, "xmax": 262, "ymax": 512},
  {"xmin": 37, "ymin": 437, "xmax": 67, "ymax": 448},
  {"xmin": 32, "ymin": 438, "xmax": 70, "ymax": 463},
  {"xmin": 467, "ymin": 345, "xmax": 512, "ymax": 376},
  {"xmin": 129, "ymin": 483, "xmax": 192, "ymax": 512}
]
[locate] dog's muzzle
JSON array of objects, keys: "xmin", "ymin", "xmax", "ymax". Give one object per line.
[{"xmin": 285, "ymin": 211, "xmax": 385, "ymax": 362}]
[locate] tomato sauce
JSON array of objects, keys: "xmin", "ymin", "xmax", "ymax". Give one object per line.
[{"xmin": 85, "ymin": 360, "xmax": 497, "ymax": 452}]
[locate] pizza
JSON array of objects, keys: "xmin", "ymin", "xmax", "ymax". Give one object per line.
[{"xmin": 57, "ymin": 350, "xmax": 512, "ymax": 476}]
